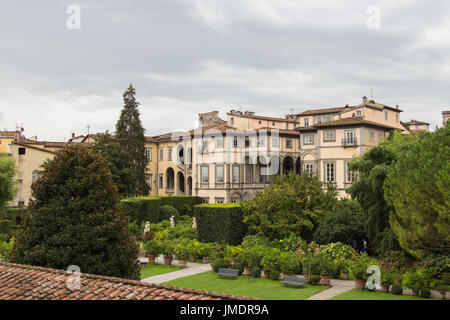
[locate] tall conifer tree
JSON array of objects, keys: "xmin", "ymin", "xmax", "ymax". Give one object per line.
[{"xmin": 115, "ymin": 84, "xmax": 149, "ymax": 197}]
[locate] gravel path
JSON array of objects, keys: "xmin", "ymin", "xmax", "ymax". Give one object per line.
[{"xmin": 307, "ymin": 279, "xmax": 355, "ymax": 300}]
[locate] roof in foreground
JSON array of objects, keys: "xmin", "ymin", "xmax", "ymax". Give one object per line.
[{"xmin": 0, "ymin": 262, "xmax": 254, "ymax": 300}]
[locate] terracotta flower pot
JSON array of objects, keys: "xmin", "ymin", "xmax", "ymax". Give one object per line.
[
  {"xmin": 231, "ymin": 258, "xmax": 238, "ymax": 265},
  {"xmin": 147, "ymin": 254, "xmax": 156, "ymax": 264},
  {"xmin": 355, "ymin": 279, "xmax": 366, "ymax": 290},
  {"xmin": 189, "ymin": 254, "xmax": 196, "ymax": 262},
  {"xmin": 244, "ymin": 266, "xmax": 253, "ymax": 276},
  {"xmin": 341, "ymin": 271, "xmax": 349, "ymax": 280},
  {"xmin": 304, "ymin": 274, "xmax": 310, "ymax": 281},
  {"xmin": 202, "ymin": 256, "xmax": 209, "ymax": 264},
  {"xmin": 412, "ymin": 289, "xmax": 419, "ymax": 296},
  {"xmin": 396, "ymin": 277, "xmax": 402, "ymax": 285},
  {"xmin": 381, "ymin": 284, "xmax": 390, "ymax": 293},
  {"xmin": 320, "ymin": 274, "xmax": 331, "ymax": 286},
  {"xmin": 179, "ymin": 259, "xmax": 188, "ymax": 268},
  {"xmin": 263, "ymin": 270, "xmax": 271, "ymax": 278},
  {"xmin": 163, "ymin": 256, "xmax": 173, "ymax": 266}
]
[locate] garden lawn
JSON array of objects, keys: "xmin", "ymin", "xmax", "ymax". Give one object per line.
[
  {"xmin": 164, "ymin": 271, "xmax": 326, "ymax": 300},
  {"xmin": 140, "ymin": 264, "xmax": 182, "ymax": 279},
  {"xmin": 331, "ymin": 289, "xmax": 438, "ymax": 300}
]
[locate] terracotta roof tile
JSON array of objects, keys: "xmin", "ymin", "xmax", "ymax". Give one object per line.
[{"xmin": 0, "ymin": 262, "xmax": 255, "ymax": 300}]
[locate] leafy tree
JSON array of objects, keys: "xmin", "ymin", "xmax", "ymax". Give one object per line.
[
  {"xmin": 90, "ymin": 131, "xmax": 132, "ymax": 196},
  {"xmin": 0, "ymin": 154, "xmax": 16, "ymax": 217},
  {"xmin": 385, "ymin": 125, "xmax": 450, "ymax": 259},
  {"xmin": 115, "ymin": 84, "xmax": 149, "ymax": 197},
  {"xmin": 346, "ymin": 131, "xmax": 413, "ymax": 255},
  {"xmin": 313, "ymin": 200, "xmax": 366, "ymax": 245},
  {"xmin": 242, "ymin": 173, "xmax": 338, "ymax": 241},
  {"xmin": 10, "ymin": 145, "xmax": 140, "ymax": 280}
]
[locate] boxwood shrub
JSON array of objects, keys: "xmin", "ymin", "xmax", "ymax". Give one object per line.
[
  {"xmin": 0, "ymin": 219, "xmax": 11, "ymax": 235},
  {"xmin": 194, "ymin": 203, "xmax": 247, "ymax": 246}
]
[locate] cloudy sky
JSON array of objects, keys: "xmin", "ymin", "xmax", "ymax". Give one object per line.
[{"xmin": 0, "ymin": 0, "xmax": 449, "ymax": 141}]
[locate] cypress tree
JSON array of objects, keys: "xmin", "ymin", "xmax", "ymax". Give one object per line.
[{"xmin": 115, "ymin": 84, "xmax": 149, "ymax": 197}]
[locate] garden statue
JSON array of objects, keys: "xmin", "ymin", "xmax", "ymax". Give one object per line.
[
  {"xmin": 143, "ymin": 221, "xmax": 150, "ymax": 234},
  {"xmin": 192, "ymin": 217, "xmax": 197, "ymax": 229},
  {"xmin": 170, "ymin": 216, "xmax": 175, "ymax": 227}
]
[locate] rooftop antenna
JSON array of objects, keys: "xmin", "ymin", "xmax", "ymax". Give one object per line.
[
  {"xmin": 87, "ymin": 125, "xmax": 90, "ymax": 136},
  {"xmin": 289, "ymin": 107, "xmax": 294, "ymax": 115}
]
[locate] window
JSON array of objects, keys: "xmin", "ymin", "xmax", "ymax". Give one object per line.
[
  {"xmin": 32, "ymin": 170, "xmax": 41, "ymax": 183},
  {"xmin": 232, "ymin": 165, "xmax": 240, "ymax": 183},
  {"xmin": 324, "ymin": 116, "xmax": 333, "ymax": 123},
  {"xmin": 146, "ymin": 174, "xmax": 152, "ymax": 190},
  {"xmin": 18, "ymin": 148, "xmax": 26, "ymax": 155},
  {"xmin": 303, "ymin": 135, "xmax": 314, "ymax": 145},
  {"xmin": 272, "ymin": 122, "xmax": 275, "ymax": 126},
  {"xmin": 305, "ymin": 163, "xmax": 314, "ymax": 175},
  {"xmin": 258, "ymin": 120, "xmax": 262, "ymax": 124},
  {"xmin": 257, "ymin": 136, "xmax": 265, "ymax": 147},
  {"xmin": 145, "ymin": 148, "xmax": 152, "ymax": 161},
  {"xmin": 396, "ymin": 114, "xmax": 399, "ymax": 123},
  {"xmin": 286, "ymin": 123, "xmax": 289, "ymax": 130},
  {"xmin": 369, "ymin": 131, "xmax": 375, "ymax": 143},
  {"xmin": 314, "ymin": 117, "xmax": 322, "ymax": 124},
  {"xmin": 215, "ymin": 165, "xmax": 224, "ymax": 183},
  {"xmin": 231, "ymin": 198, "xmax": 239, "ymax": 204},
  {"xmin": 286, "ymin": 139, "xmax": 292, "ymax": 148},
  {"xmin": 272, "ymin": 136, "xmax": 279, "ymax": 147},
  {"xmin": 345, "ymin": 130, "xmax": 355, "ymax": 145},
  {"xmin": 378, "ymin": 132, "xmax": 383, "ymax": 143},
  {"xmin": 159, "ymin": 175, "xmax": 163, "ymax": 189},
  {"xmin": 231, "ymin": 118, "xmax": 234, "ymax": 125},
  {"xmin": 215, "ymin": 198, "xmax": 225, "ymax": 204},
  {"xmin": 346, "ymin": 162, "xmax": 357, "ymax": 183},
  {"xmin": 168, "ymin": 147, "xmax": 173, "ymax": 161},
  {"xmin": 201, "ymin": 165, "xmax": 209, "ymax": 183},
  {"xmin": 215, "ymin": 137, "xmax": 223, "ymax": 148},
  {"xmin": 325, "ymin": 162, "xmax": 335, "ymax": 183},
  {"xmin": 304, "ymin": 118, "xmax": 309, "ymax": 127},
  {"xmin": 233, "ymin": 136, "xmax": 239, "ymax": 148},
  {"xmin": 356, "ymin": 110, "xmax": 362, "ymax": 116},
  {"xmin": 159, "ymin": 148, "xmax": 164, "ymax": 161},
  {"xmin": 18, "ymin": 201, "xmax": 25, "ymax": 208},
  {"xmin": 201, "ymin": 139, "xmax": 209, "ymax": 153},
  {"xmin": 245, "ymin": 136, "xmax": 250, "ymax": 148},
  {"xmin": 385, "ymin": 111, "xmax": 388, "ymax": 121},
  {"xmin": 324, "ymin": 131, "xmax": 335, "ymax": 142},
  {"xmin": 17, "ymin": 179, "xmax": 23, "ymax": 184}
]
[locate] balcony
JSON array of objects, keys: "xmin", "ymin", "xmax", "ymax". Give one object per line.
[{"xmin": 341, "ymin": 137, "xmax": 358, "ymax": 148}]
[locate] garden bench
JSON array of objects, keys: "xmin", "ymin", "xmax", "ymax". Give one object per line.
[
  {"xmin": 281, "ymin": 276, "xmax": 306, "ymax": 288},
  {"xmin": 217, "ymin": 268, "xmax": 239, "ymax": 279}
]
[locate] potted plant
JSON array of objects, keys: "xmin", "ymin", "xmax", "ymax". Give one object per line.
[
  {"xmin": 143, "ymin": 239, "xmax": 162, "ymax": 264},
  {"xmin": 341, "ymin": 263, "xmax": 350, "ymax": 280},
  {"xmin": 197, "ymin": 242, "xmax": 212, "ymax": 264},
  {"xmin": 161, "ymin": 241, "xmax": 174, "ymax": 266},
  {"xmin": 302, "ymin": 255, "xmax": 321, "ymax": 281},
  {"xmin": 174, "ymin": 243, "xmax": 190, "ymax": 268},
  {"xmin": 238, "ymin": 247, "xmax": 261, "ymax": 275},
  {"xmin": 279, "ymin": 252, "xmax": 300, "ymax": 280},
  {"xmin": 431, "ymin": 279, "xmax": 448, "ymax": 300},
  {"xmin": 381, "ymin": 272, "xmax": 395, "ymax": 293},
  {"xmin": 402, "ymin": 270, "xmax": 425, "ymax": 296},
  {"xmin": 226, "ymin": 245, "xmax": 243, "ymax": 265},
  {"xmin": 261, "ymin": 248, "xmax": 281, "ymax": 278},
  {"xmin": 349, "ymin": 254, "xmax": 373, "ymax": 290},
  {"xmin": 187, "ymin": 240, "xmax": 199, "ymax": 262},
  {"xmin": 319, "ymin": 257, "xmax": 333, "ymax": 286}
]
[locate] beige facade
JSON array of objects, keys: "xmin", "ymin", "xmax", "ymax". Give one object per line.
[{"xmin": 4, "ymin": 96, "xmax": 414, "ymax": 206}]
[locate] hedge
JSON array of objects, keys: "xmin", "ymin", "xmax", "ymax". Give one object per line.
[
  {"xmin": 0, "ymin": 219, "xmax": 11, "ymax": 235},
  {"xmin": 159, "ymin": 196, "xmax": 205, "ymax": 216},
  {"xmin": 120, "ymin": 197, "xmax": 161, "ymax": 224},
  {"xmin": 194, "ymin": 203, "xmax": 247, "ymax": 246}
]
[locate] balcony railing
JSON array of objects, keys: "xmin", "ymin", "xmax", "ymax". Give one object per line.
[{"xmin": 341, "ymin": 137, "xmax": 358, "ymax": 148}]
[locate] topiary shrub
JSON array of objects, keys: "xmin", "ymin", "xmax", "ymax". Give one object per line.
[
  {"xmin": 159, "ymin": 205, "xmax": 180, "ymax": 221},
  {"xmin": 160, "ymin": 196, "xmax": 205, "ymax": 216},
  {"xmin": 252, "ymin": 267, "xmax": 262, "ymax": 278},
  {"xmin": 269, "ymin": 269, "xmax": 281, "ymax": 280},
  {"xmin": 308, "ymin": 275, "xmax": 321, "ymax": 284},
  {"xmin": 10, "ymin": 144, "xmax": 140, "ymax": 280},
  {"xmin": 420, "ymin": 288, "xmax": 431, "ymax": 298},
  {"xmin": 213, "ymin": 258, "xmax": 229, "ymax": 273},
  {"xmin": 195, "ymin": 203, "xmax": 247, "ymax": 245},
  {"xmin": 391, "ymin": 284, "xmax": 403, "ymax": 295}
]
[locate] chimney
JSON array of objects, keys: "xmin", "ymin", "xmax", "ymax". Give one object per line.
[
  {"xmin": 362, "ymin": 96, "xmax": 368, "ymax": 105},
  {"xmin": 396, "ymin": 105, "xmax": 399, "ymax": 110},
  {"xmin": 72, "ymin": 132, "xmax": 75, "ymax": 138}
]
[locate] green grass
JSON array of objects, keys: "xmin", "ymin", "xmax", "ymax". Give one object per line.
[
  {"xmin": 140, "ymin": 264, "xmax": 182, "ymax": 279},
  {"xmin": 331, "ymin": 289, "xmax": 438, "ymax": 300},
  {"xmin": 164, "ymin": 271, "xmax": 326, "ymax": 300}
]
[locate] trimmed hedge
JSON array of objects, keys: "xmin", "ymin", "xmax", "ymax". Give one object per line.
[
  {"xmin": 194, "ymin": 203, "xmax": 247, "ymax": 246},
  {"xmin": 120, "ymin": 197, "xmax": 160, "ymax": 224},
  {"xmin": 0, "ymin": 219, "xmax": 11, "ymax": 235},
  {"xmin": 159, "ymin": 196, "xmax": 205, "ymax": 217},
  {"xmin": 120, "ymin": 196, "xmax": 205, "ymax": 224}
]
